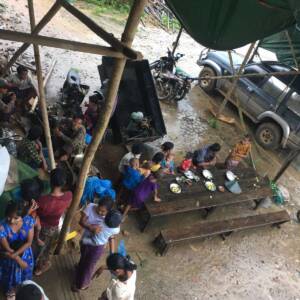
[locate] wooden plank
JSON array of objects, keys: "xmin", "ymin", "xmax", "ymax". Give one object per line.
[
  {"xmin": 4, "ymin": 0, "xmax": 62, "ymax": 73},
  {"xmin": 161, "ymin": 210, "xmax": 290, "ymax": 243},
  {"xmin": 60, "ymin": 0, "xmax": 138, "ymax": 59},
  {"xmin": 0, "ymin": 30, "xmax": 126, "ymax": 58},
  {"xmin": 146, "ymin": 184, "xmax": 272, "ymax": 217}
]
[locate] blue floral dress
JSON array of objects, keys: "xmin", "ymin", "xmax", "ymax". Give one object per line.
[{"xmin": 0, "ymin": 215, "xmax": 34, "ymax": 293}]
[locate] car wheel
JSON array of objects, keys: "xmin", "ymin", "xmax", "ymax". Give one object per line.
[
  {"xmin": 255, "ymin": 122, "xmax": 282, "ymax": 150},
  {"xmin": 198, "ymin": 66, "xmax": 216, "ymax": 93}
]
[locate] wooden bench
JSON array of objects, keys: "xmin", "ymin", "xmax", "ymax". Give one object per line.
[
  {"xmin": 140, "ymin": 175, "xmax": 272, "ymax": 231},
  {"xmin": 153, "ymin": 210, "xmax": 290, "ymax": 255}
]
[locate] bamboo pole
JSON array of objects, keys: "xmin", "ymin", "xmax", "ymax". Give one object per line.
[
  {"xmin": 60, "ymin": 0, "xmax": 139, "ymax": 59},
  {"xmin": 171, "ymin": 26, "xmax": 183, "ymax": 56},
  {"xmin": 4, "ymin": 0, "xmax": 62, "ymax": 73},
  {"xmin": 28, "ymin": 0, "xmax": 56, "ymax": 170},
  {"xmin": 217, "ymin": 42, "xmax": 256, "ymax": 117},
  {"xmin": 285, "ymin": 30, "xmax": 299, "ymax": 69},
  {"xmin": 55, "ymin": 0, "xmax": 148, "ymax": 254},
  {"xmin": 0, "ymin": 30, "xmax": 128, "ymax": 59},
  {"xmin": 273, "ymin": 149, "xmax": 300, "ymax": 182}
]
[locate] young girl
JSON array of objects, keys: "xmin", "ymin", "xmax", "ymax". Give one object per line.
[
  {"xmin": 122, "ymin": 173, "xmax": 161, "ymax": 219},
  {"xmin": 73, "ymin": 198, "xmax": 121, "ymax": 292},
  {"xmin": 161, "ymin": 153, "xmax": 175, "ymax": 175},
  {"xmin": 178, "ymin": 152, "xmax": 193, "ymax": 172},
  {"xmin": 0, "ymin": 201, "xmax": 35, "ymax": 299},
  {"xmin": 150, "ymin": 152, "xmax": 165, "ymax": 173}
]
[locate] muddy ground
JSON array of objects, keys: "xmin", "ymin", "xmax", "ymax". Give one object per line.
[{"xmin": 1, "ymin": 1, "xmax": 300, "ymax": 299}]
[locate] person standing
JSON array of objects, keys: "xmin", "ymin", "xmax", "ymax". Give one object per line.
[
  {"xmin": 225, "ymin": 134, "xmax": 252, "ymax": 170},
  {"xmin": 35, "ymin": 168, "xmax": 72, "ymax": 276},
  {"xmin": 73, "ymin": 207, "xmax": 122, "ymax": 292},
  {"xmin": 0, "ymin": 201, "xmax": 35, "ymax": 300},
  {"xmin": 94, "ymin": 253, "xmax": 137, "ymax": 300}
]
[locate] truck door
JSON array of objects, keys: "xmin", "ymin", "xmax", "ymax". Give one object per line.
[{"xmin": 247, "ymin": 75, "xmax": 289, "ymax": 117}]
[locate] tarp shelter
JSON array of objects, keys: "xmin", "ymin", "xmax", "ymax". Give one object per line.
[
  {"xmin": 166, "ymin": 0, "xmax": 300, "ymax": 50},
  {"xmin": 260, "ymin": 26, "xmax": 300, "ymax": 68}
]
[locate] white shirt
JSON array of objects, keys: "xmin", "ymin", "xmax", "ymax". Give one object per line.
[
  {"xmin": 81, "ymin": 204, "xmax": 120, "ymax": 246},
  {"xmin": 118, "ymin": 152, "xmax": 141, "ymax": 174},
  {"xmin": 106, "ymin": 271, "xmax": 137, "ymax": 300},
  {"xmin": 8, "ymin": 73, "xmax": 33, "ymax": 90},
  {"xmin": 21, "ymin": 280, "xmax": 49, "ymax": 300}
]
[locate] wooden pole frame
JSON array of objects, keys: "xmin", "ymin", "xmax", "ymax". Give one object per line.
[
  {"xmin": 55, "ymin": 0, "xmax": 148, "ymax": 254},
  {"xmin": 0, "ymin": 30, "xmax": 129, "ymax": 59},
  {"xmin": 171, "ymin": 26, "xmax": 183, "ymax": 56},
  {"xmin": 28, "ymin": 0, "xmax": 56, "ymax": 170}
]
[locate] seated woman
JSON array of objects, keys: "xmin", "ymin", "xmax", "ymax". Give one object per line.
[
  {"xmin": 17, "ymin": 126, "xmax": 47, "ymax": 170},
  {"xmin": 0, "ymin": 201, "xmax": 35, "ymax": 299}
]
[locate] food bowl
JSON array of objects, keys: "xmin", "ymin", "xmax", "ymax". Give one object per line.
[
  {"xmin": 205, "ymin": 181, "xmax": 216, "ymax": 192},
  {"xmin": 226, "ymin": 170, "xmax": 237, "ymax": 181},
  {"xmin": 170, "ymin": 183, "xmax": 182, "ymax": 194},
  {"xmin": 202, "ymin": 169, "xmax": 213, "ymax": 180}
]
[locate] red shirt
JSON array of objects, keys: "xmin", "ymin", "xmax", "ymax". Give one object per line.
[
  {"xmin": 180, "ymin": 159, "xmax": 192, "ymax": 171},
  {"xmin": 37, "ymin": 191, "xmax": 72, "ymax": 228}
]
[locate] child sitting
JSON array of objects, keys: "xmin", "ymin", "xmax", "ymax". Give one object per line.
[
  {"xmin": 122, "ymin": 172, "xmax": 161, "ymax": 220},
  {"xmin": 178, "ymin": 152, "xmax": 193, "ymax": 172},
  {"xmin": 150, "ymin": 152, "xmax": 165, "ymax": 173},
  {"xmin": 161, "ymin": 153, "xmax": 175, "ymax": 175}
]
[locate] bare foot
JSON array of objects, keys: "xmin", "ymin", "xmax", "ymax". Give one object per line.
[
  {"xmin": 154, "ymin": 197, "xmax": 161, "ymax": 203},
  {"xmin": 37, "ymin": 238, "xmax": 45, "ymax": 247}
]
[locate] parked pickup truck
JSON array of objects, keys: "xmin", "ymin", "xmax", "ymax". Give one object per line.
[{"xmin": 197, "ymin": 50, "xmax": 300, "ymax": 150}]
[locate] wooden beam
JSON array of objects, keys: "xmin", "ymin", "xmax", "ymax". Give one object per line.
[
  {"xmin": 28, "ymin": 0, "xmax": 56, "ymax": 170},
  {"xmin": 4, "ymin": 0, "xmax": 62, "ymax": 73},
  {"xmin": 55, "ymin": 0, "xmax": 148, "ymax": 254},
  {"xmin": 60, "ymin": 0, "xmax": 139, "ymax": 59},
  {"xmin": 285, "ymin": 30, "xmax": 299, "ymax": 70},
  {"xmin": 273, "ymin": 149, "xmax": 300, "ymax": 182},
  {"xmin": 0, "ymin": 30, "xmax": 128, "ymax": 58},
  {"xmin": 171, "ymin": 26, "xmax": 183, "ymax": 56},
  {"xmin": 217, "ymin": 42, "xmax": 256, "ymax": 117}
]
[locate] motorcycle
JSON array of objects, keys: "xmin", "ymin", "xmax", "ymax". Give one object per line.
[{"xmin": 150, "ymin": 49, "xmax": 196, "ymax": 101}]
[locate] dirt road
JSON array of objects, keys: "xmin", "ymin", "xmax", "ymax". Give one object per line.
[{"xmin": 1, "ymin": 1, "xmax": 300, "ymax": 299}]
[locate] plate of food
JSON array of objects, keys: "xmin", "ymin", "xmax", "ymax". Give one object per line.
[
  {"xmin": 205, "ymin": 181, "xmax": 216, "ymax": 192},
  {"xmin": 170, "ymin": 183, "xmax": 182, "ymax": 194},
  {"xmin": 184, "ymin": 170, "xmax": 195, "ymax": 180},
  {"xmin": 202, "ymin": 169, "xmax": 213, "ymax": 180},
  {"xmin": 226, "ymin": 170, "xmax": 237, "ymax": 181}
]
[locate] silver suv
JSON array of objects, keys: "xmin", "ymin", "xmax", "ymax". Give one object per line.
[{"xmin": 197, "ymin": 50, "xmax": 300, "ymax": 150}]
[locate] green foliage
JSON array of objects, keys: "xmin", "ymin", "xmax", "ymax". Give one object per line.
[
  {"xmin": 83, "ymin": 0, "xmax": 131, "ymax": 13},
  {"xmin": 208, "ymin": 117, "xmax": 219, "ymax": 129}
]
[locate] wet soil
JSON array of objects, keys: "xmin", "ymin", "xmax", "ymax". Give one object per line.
[{"xmin": 1, "ymin": 1, "xmax": 300, "ymax": 300}]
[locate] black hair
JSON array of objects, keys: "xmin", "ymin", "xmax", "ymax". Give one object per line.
[
  {"xmin": 98, "ymin": 196, "xmax": 113, "ymax": 211},
  {"xmin": 89, "ymin": 91, "xmax": 104, "ymax": 104},
  {"xmin": 72, "ymin": 113, "xmax": 84, "ymax": 121},
  {"xmin": 104, "ymin": 209, "xmax": 122, "ymax": 228},
  {"xmin": 5, "ymin": 201, "xmax": 22, "ymax": 218},
  {"xmin": 20, "ymin": 177, "xmax": 43, "ymax": 202},
  {"xmin": 28, "ymin": 126, "xmax": 43, "ymax": 141},
  {"xmin": 152, "ymin": 152, "xmax": 164, "ymax": 164},
  {"xmin": 185, "ymin": 151, "xmax": 193, "ymax": 159},
  {"xmin": 17, "ymin": 65, "xmax": 28, "ymax": 75},
  {"xmin": 50, "ymin": 168, "xmax": 66, "ymax": 189},
  {"xmin": 131, "ymin": 143, "xmax": 142, "ymax": 155},
  {"xmin": 106, "ymin": 253, "xmax": 137, "ymax": 272},
  {"xmin": 209, "ymin": 143, "xmax": 221, "ymax": 152},
  {"xmin": 161, "ymin": 142, "xmax": 174, "ymax": 152},
  {"xmin": 16, "ymin": 284, "xmax": 42, "ymax": 300},
  {"xmin": 2, "ymin": 92, "xmax": 15, "ymax": 104},
  {"xmin": 244, "ymin": 134, "xmax": 251, "ymax": 140}
]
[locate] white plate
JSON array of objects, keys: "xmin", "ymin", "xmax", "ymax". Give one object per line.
[
  {"xmin": 226, "ymin": 171, "xmax": 237, "ymax": 181},
  {"xmin": 205, "ymin": 181, "xmax": 216, "ymax": 192},
  {"xmin": 170, "ymin": 183, "xmax": 182, "ymax": 194},
  {"xmin": 202, "ymin": 169, "xmax": 213, "ymax": 180},
  {"xmin": 184, "ymin": 170, "xmax": 194, "ymax": 180}
]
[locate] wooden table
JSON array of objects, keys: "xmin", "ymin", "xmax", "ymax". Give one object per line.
[{"xmin": 140, "ymin": 167, "xmax": 273, "ymax": 232}]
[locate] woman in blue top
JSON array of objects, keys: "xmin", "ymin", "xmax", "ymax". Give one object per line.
[{"xmin": 0, "ymin": 201, "xmax": 35, "ymax": 299}]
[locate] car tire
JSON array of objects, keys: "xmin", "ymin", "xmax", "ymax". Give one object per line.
[
  {"xmin": 255, "ymin": 122, "xmax": 282, "ymax": 150},
  {"xmin": 198, "ymin": 66, "xmax": 216, "ymax": 93}
]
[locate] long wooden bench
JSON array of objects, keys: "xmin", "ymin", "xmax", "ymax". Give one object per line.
[
  {"xmin": 141, "ymin": 177, "xmax": 272, "ymax": 231},
  {"xmin": 153, "ymin": 210, "xmax": 290, "ymax": 255}
]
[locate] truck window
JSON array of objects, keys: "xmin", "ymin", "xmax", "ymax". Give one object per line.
[
  {"xmin": 244, "ymin": 66, "xmax": 265, "ymax": 86},
  {"xmin": 261, "ymin": 76, "xmax": 287, "ymax": 99},
  {"xmin": 287, "ymin": 91, "xmax": 300, "ymax": 117}
]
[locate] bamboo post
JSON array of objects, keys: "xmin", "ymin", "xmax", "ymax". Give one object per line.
[
  {"xmin": 171, "ymin": 26, "xmax": 183, "ymax": 56},
  {"xmin": 228, "ymin": 50, "xmax": 234, "ymax": 74},
  {"xmin": 285, "ymin": 30, "xmax": 299, "ymax": 69},
  {"xmin": 28, "ymin": 0, "xmax": 56, "ymax": 170},
  {"xmin": 217, "ymin": 42, "xmax": 256, "ymax": 117},
  {"xmin": 248, "ymin": 40, "xmax": 260, "ymax": 63},
  {"xmin": 55, "ymin": 0, "xmax": 148, "ymax": 254},
  {"xmin": 4, "ymin": 0, "xmax": 62, "ymax": 74},
  {"xmin": 273, "ymin": 149, "xmax": 300, "ymax": 182}
]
